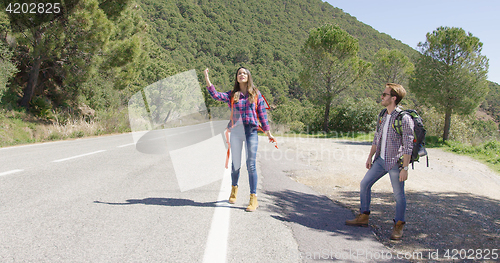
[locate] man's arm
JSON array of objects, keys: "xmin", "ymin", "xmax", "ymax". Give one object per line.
[
  {"xmin": 399, "ymin": 113, "xmax": 415, "ymax": 181},
  {"xmin": 399, "ymin": 154, "xmax": 410, "ymax": 181},
  {"xmin": 366, "ymin": 144, "xmax": 377, "ymax": 169}
]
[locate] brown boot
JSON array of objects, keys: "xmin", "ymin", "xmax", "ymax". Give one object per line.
[
  {"xmin": 390, "ymin": 220, "xmax": 406, "ymax": 240},
  {"xmin": 228, "ymin": 185, "xmax": 238, "ymax": 204},
  {"xmin": 245, "ymin": 194, "xmax": 258, "ymax": 212},
  {"xmin": 345, "ymin": 213, "xmax": 369, "ymax": 227}
]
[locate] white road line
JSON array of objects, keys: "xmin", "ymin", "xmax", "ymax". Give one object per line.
[
  {"xmin": 0, "ymin": 169, "xmax": 24, "ymax": 177},
  {"xmin": 203, "ymin": 164, "xmax": 232, "ymax": 263},
  {"xmin": 117, "ymin": 143, "xmax": 135, "ymax": 148},
  {"xmin": 52, "ymin": 150, "xmax": 107, "ymax": 163},
  {"xmin": 0, "ymin": 140, "xmax": 67, "ymax": 151}
]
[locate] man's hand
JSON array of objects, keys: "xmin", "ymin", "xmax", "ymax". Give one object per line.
[
  {"xmin": 366, "ymin": 157, "xmax": 372, "ymax": 169},
  {"xmin": 399, "ymin": 169, "xmax": 408, "ymax": 182},
  {"xmin": 366, "ymin": 145, "xmax": 376, "ymax": 169}
]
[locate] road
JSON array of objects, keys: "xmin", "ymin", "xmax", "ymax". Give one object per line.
[{"xmin": 0, "ymin": 131, "xmax": 401, "ymax": 262}]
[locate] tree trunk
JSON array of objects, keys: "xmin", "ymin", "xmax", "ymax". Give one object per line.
[
  {"xmin": 442, "ymin": 108, "xmax": 452, "ymax": 142},
  {"xmin": 323, "ymin": 96, "xmax": 332, "ymax": 133},
  {"xmin": 20, "ymin": 56, "xmax": 42, "ymax": 109},
  {"xmin": 20, "ymin": 29, "xmax": 43, "ymax": 109}
]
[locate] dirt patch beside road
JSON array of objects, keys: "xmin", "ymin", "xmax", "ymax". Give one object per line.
[{"xmin": 272, "ymin": 136, "xmax": 500, "ymax": 262}]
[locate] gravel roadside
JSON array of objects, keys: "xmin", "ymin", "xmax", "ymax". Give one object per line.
[{"xmin": 271, "ymin": 135, "xmax": 500, "ymax": 262}]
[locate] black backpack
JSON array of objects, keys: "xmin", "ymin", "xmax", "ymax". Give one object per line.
[{"xmin": 377, "ymin": 108, "xmax": 428, "ymax": 169}]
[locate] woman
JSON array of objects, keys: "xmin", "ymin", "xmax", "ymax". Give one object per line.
[{"xmin": 204, "ymin": 67, "xmax": 275, "ymax": 212}]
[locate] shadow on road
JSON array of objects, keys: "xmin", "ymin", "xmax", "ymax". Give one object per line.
[
  {"xmin": 94, "ymin": 197, "xmax": 247, "ymax": 210},
  {"xmin": 264, "ymin": 189, "xmax": 374, "ymax": 242},
  {"xmin": 336, "ymin": 190, "xmax": 500, "ymax": 253},
  {"xmin": 95, "ymin": 198, "xmax": 217, "ymax": 207},
  {"xmin": 264, "ymin": 188, "xmax": 500, "ymax": 260}
]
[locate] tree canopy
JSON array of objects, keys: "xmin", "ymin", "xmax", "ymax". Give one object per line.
[
  {"xmin": 373, "ymin": 48, "xmax": 414, "ymax": 87},
  {"xmin": 0, "ymin": 0, "xmax": 145, "ymax": 112},
  {"xmin": 300, "ymin": 24, "xmax": 371, "ymax": 132},
  {"xmin": 410, "ymin": 26, "xmax": 489, "ymax": 141}
]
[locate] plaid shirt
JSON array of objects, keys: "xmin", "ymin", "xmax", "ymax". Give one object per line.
[
  {"xmin": 373, "ymin": 108, "xmax": 414, "ymax": 170},
  {"xmin": 207, "ymin": 85, "xmax": 270, "ymax": 132}
]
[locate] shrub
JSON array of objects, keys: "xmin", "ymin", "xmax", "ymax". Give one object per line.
[
  {"xmin": 270, "ymin": 98, "xmax": 322, "ymax": 133},
  {"xmin": 329, "ymin": 98, "xmax": 379, "ymax": 132},
  {"xmin": 420, "ymin": 107, "xmax": 499, "ymax": 144},
  {"xmin": 0, "ymin": 42, "xmax": 18, "ymax": 103}
]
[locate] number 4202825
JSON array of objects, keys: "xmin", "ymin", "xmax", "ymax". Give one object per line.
[{"xmin": 5, "ymin": 3, "xmax": 61, "ymax": 14}]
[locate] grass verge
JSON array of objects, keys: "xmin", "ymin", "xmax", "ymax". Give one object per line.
[
  {"xmin": 424, "ymin": 136, "xmax": 500, "ymax": 173},
  {"xmin": 444, "ymin": 139, "xmax": 500, "ymax": 174},
  {"xmin": 0, "ymin": 108, "xmax": 130, "ymax": 147},
  {"xmin": 276, "ymin": 130, "xmax": 374, "ymax": 141}
]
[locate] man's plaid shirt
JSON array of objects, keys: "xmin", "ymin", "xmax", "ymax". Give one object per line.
[
  {"xmin": 207, "ymin": 85, "xmax": 270, "ymax": 132},
  {"xmin": 373, "ymin": 109, "xmax": 414, "ymax": 170}
]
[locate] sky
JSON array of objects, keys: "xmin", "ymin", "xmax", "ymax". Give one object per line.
[{"xmin": 324, "ymin": 0, "xmax": 500, "ymax": 84}]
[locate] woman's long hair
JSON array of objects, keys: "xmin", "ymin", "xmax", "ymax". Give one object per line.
[{"xmin": 231, "ymin": 67, "xmax": 258, "ymax": 103}]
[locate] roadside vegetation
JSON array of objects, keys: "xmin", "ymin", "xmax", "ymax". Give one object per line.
[
  {"xmin": 427, "ymin": 137, "xmax": 500, "ymax": 175},
  {"xmin": 0, "ymin": 108, "xmax": 129, "ymax": 147},
  {"xmin": 0, "ymin": 0, "xmax": 498, "ymax": 174}
]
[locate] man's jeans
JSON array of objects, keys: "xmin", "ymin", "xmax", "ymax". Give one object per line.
[
  {"xmin": 360, "ymin": 157, "xmax": 406, "ymax": 222},
  {"xmin": 230, "ymin": 123, "xmax": 259, "ymax": 194}
]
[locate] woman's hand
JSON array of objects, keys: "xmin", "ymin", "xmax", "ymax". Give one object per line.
[
  {"xmin": 266, "ymin": 131, "xmax": 278, "ymax": 148},
  {"xmin": 265, "ymin": 131, "xmax": 274, "ymax": 141},
  {"xmin": 204, "ymin": 68, "xmax": 212, "ymax": 87}
]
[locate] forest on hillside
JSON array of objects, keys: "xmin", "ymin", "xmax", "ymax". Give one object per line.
[{"xmin": 0, "ymin": 0, "xmax": 498, "ymax": 144}]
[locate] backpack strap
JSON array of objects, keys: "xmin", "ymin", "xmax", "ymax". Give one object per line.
[
  {"xmin": 225, "ymin": 96, "xmax": 235, "ymax": 169},
  {"xmin": 224, "ymin": 128, "xmax": 231, "ymax": 169},
  {"xmin": 230, "ymin": 96, "xmax": 235, "ymax": 127},
  {"xmin": 376, "ymin": 109, "xmax": 387, "ymax": 133},
  {"xmin": 255, "ymin": 93, "xmax": 277, "ymax": 148},
  {"xmin": 392, "ymin": 108, "xmax": 405, "ymax": 136}
]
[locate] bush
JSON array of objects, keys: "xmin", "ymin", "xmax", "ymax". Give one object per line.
[
  {"xmin": 420, "ymin": 107, "xmax": 499, "ymax": 144},
  {"xmin": 71, "ymin": 130, "xmax": 85, "ymax": 138},
  {"xmin": 288, "ymin": 120, "xmax": 305, "ymax": 133},
  {"xmin": 270, "ymin": 98, "xmax": 322, "ymax": 133},
  {"xmin": 329, "ymin": 98, "xmax": 379, "ymax": 132},
  {"xmin": 271, "ymin": 98, "xmax": 304, "ymax": 125},
  {"xmin": 29, "ymin": 96, "xmax": 54, "ymax": 120},
  {"xmin": 0, "ymin": 42, "xmax": 18, "ymax": 103},
  {"xmin": 95, "ymin": 107, "xmax": 130, "ymax": 134},
  {"xmin": 271, "ymin": 97, "xmax": 379, "ymax": 134}
]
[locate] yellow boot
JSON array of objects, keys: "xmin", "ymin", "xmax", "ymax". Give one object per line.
[
  {"xmin": 245, "ymin": 194, "xmax": 258, "ymax": 212},
  {"xmin": 345, "ymin": 213, "xmax": 369, "ymax": 227},
  {"xmin": 229, "ymin": 186, "xmax": 238, "ymax": 204},
  {"xmin": 390, "ymin": 220, "xmax": 405, "ymax": 240}
]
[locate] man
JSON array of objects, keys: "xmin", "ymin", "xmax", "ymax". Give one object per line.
[{"xmin": 345, "ymin": 83, "xmax": 414, "ymax": 241}]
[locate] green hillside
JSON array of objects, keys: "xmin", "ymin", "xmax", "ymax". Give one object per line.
[
  {"xmin": 0, "ymin": 0, "xmax": 497, "ymax": 145},
  {"xmin": 138, "ymin": 0, "xmax": 417, "ymax": 102},
  {"xmin": 481, "ymin": 81, "xmax": 500, "ymax": 123}
]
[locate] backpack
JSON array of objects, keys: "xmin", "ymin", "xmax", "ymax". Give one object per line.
[{"xmin": 377, "ymin": 108, "xmax": 428, "ymax": 169}]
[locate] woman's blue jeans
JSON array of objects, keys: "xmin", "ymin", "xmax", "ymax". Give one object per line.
[
  {"xmin": 360, "ymin": 157, "xmax": 406, "ymax": 222},
  {"xmin": 230, "ymin": 123, "xmax": 259, "ymax": 194}
]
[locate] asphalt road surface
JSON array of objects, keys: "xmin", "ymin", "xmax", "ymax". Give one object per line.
[{"xmin": 0, "ymin": 130, "xmax": 403, "ymax": 262}]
